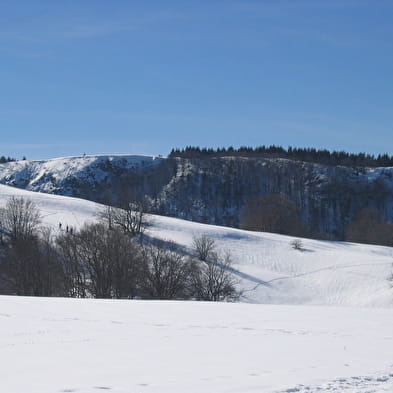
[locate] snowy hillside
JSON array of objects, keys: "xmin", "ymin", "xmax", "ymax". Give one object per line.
[
  {"xmin": 0, "ymin": 154, "xmax": 163, "ymax": 194},
  {"xmin": 0, "ymin": 183, "xmax": 98, "ymax": 228},
  {"xmin": 149, "ymin": 216, "xmax": 393, "ymax": 307},
  {"xmin": 2, "ymin": 154, "xmax": 393, "ymax": 239},
  {"xmin": 0, "ymin": 184, "xmax": 392, "ymax": 307}
]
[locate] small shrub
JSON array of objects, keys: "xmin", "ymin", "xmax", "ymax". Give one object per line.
[{"xmin": 290, "ymin": 239, "xmax": 303, "ymax": 250}]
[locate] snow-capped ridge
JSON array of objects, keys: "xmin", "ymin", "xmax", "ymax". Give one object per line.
[
  {"xmin": 1, "ymin": 154, "xmax": 393, "ymax": 239},
  {"xmin": 0, "ymin": 154, "xmax": 164, "ymax": 195}
]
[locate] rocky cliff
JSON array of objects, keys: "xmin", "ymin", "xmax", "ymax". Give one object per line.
[{"xmin": 0, "ymin": 154, "xmax": 392, "ymax": 239}]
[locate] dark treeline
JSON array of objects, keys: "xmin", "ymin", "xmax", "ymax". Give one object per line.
[
  {"xmin": 0, "ymin": 196, "xmax": 239, "ymax": 300},
  {"xmin": 0, "ymin": 156, "xmax": 16, "ymax": 163},
  {"xmin": 169, "ymin": 146, "xmax": 393, "ymax": 167},
  {"xmin": 240, "ymin": 193, "xmax": 393, "ymax": 247}
]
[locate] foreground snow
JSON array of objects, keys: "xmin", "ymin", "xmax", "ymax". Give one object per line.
[
  {"xmin": 1, "ymin": 296, "xmax": 393, "ymax": 393},
  {"xmin": 0, "ymin": 184, "xmax": 392, "ymax": 307}
]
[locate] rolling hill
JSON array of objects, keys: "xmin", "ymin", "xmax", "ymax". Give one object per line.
[{"xmin": 0, "ymin": 183, "xmax": 392, "ymax": 307}]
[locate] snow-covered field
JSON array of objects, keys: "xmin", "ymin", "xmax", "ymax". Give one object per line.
[
  {"xmin": 1, "ymin": 296, "xmax": 393, "ymax": 393},
  {"xmin": 0, "ymin": 184, "xmax": 392, "ymax": 307},
  {"xmin": 1, "ymin": 184, "xmax": 393, "ymax": 392}
]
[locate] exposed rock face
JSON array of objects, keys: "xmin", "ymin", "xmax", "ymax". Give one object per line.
[{"xmin": 0, "ymin": 155, "xmax": 392, "ymax": 239}]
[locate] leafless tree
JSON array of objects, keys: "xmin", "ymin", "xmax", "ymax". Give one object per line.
[
  {"xmin": 56, "ymin": 230, "xmax": 88, "ymax": 298},
  {"xmin": 290, "ymin": 239, "xmax": 304, "ymax": 250},
  {"xmin": 192, "ymin": 234, "xmax": 216, "ymax": 261},
  {"xmin": 0, "ymin": 228, "xmax": 65, "ymax": 296},
  {"xmin": 98, "ymin": 198, "xmax": 149, "ymax": 236},
  {"xmin": 109, "ymin": 228, "xmax": 143, "ymax": 299},
  {"xmin": 140, "ymin": 240, "xmax": 190, "ymax": 299},
  {"xmin": 0, "ymin": 198, "xmax": 66, "ymax": 296},
  {"xmin": 35, "ymin": 228, "xmax": 66, "ymax": 296},
  {"xmin": 76, "ymin": 223, "xmax": 143, "ymax": 298},
  {"xmin": 57, "ymin": 222, "xmax": 144, "ymax": 298},
  {"xmin": 0, "ymin": 197, "xmax": 41, "ymax": 241},
  {"xmin": 189, "ymin": 251, "xmax": 240, "ymax": 301}
]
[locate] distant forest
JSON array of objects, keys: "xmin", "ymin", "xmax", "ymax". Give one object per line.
[
  {"xmin": 0, "ymin": 156, "xmax": 16, "ymax": 164},
  {"xmin": 169, "ymin": 146, "xmax": 393, "ymax": 167}
]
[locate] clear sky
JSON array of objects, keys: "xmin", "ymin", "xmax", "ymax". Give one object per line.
[{"xmin": 1, "ymin": 0, "xmax": 393, "ymax": 160}]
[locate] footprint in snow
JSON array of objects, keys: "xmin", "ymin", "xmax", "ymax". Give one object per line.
[{"xmin": 278, "ymin": 370, "xmax": 393, "ymax": 392}]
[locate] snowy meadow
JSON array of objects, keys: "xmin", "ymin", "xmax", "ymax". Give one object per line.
[{"xmin": 1, "ymin": 296, "xmax": 393, "ymax": 393}]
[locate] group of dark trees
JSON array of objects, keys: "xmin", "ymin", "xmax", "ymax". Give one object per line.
[
  {"xmin": 240, "ymin": 193, "xmax": 330, "ymax": 240},
  {"xmin": 0, "ymin": 156, "xmax": 16, "ymax": 163},
  {"xmin": 345, "ymin": 208, "xmax": 393, "ymax": 246},
  {"xmin": 0, "ymin": 197, "xmax": 240, "ymax": 300},
  {"xmin": 169, "ymin": 146, "xmax": 393, "ymax": 168},
  {"xmin": 241, "ymin": 193, "xmax": 393, "ymax": 246},
  {"xmin": 241, "ymin": 194, "xmax": 310, "ymax": 237}
]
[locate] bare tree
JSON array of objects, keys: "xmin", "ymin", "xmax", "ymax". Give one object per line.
[
  {"xmin": 109, "ymin": 229, "xmax": 143, "ymax": 299},
  {"xmin": 192, "ymin": 234, "xmax": 216, "ymax": 261},
  {"xmin": 0, "ymin": 197, "xmax": 41, "ymax": 241},
  {"xmin": 0, "ymin": 198, "xmax": 65, "ymax": 296},
  {"xmin": 74, "ymin": 225, "xmax": 112, "ymax": 298},
  {"xmin": 98, "ymin": 198, "xmax": 149, "ymax": 236},
  {"xmin": 0, "ymin": 229, "xmax": 64, "ymax": 296},
  {"xmin": 189, "ymin": 251, "xmax": 240, "ymax": 301},
  {"xmin": 290, "ymin": 239, "xmax": 304, "ymax": 250},
  {"xmin": 34, "ymin": 228, "xmax": 66, "ymax": 296},
  {"xmin": 57, "ymin": 223, "xmax": 143, "ymax": 299},
  {"xmin": 77, "ymin": 223, "xmax": 143, "ymax": 298},
  {"xmin": 140, "ymin": 240, "xmax": 190, "ymax": 299},
  {"xmin": 97, "ymin": 205, "xmax": 115, "ymax": 230},
  {"xmin": 56, "ymin": 230, "xmax": 88, "ymax": 298}
]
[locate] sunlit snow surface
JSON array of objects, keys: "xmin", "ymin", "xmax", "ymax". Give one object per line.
[
  {"xmin": 1, "ymin": 184, "xmax": 393, "ymax": 392},
  {"xmin": 1, "ymin": 297, "xmax": 393, "ymax": 393}
]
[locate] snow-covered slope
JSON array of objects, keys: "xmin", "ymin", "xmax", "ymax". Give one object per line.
[
  {"xmin": 0, "ymin": 154, "xmax": 163, "ymax": 193},
  {"xmin": 2, "ymin": 154, "xmax": 393, "ymax": 239},
  {"xmin": 148, "ymin": 216, "xmax": 393, "ymax": 307},
  {"xmin": 0, "ymin": 184, "xmax": 392, "ymax": 307},
  {"xmin": 1, "ymin": 296, "xmax": 393, "ymax": 393},
  {"xmin": 0, "ymin": 183, "xmax": 98, "ymax": 228}
]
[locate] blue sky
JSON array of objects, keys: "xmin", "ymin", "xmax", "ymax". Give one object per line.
[{"xmin": 1, "ymin": 0, "xmax": 392, "ymax": 160}]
